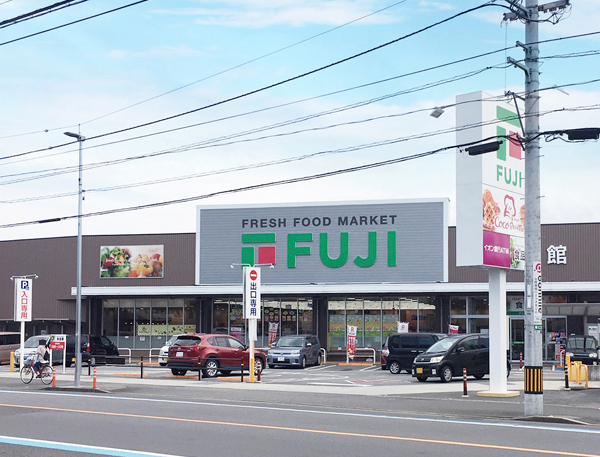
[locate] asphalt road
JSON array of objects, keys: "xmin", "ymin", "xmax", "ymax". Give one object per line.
[{"xmin": 0, "ymin": 363, "xmax": 599, "ymax": 457}]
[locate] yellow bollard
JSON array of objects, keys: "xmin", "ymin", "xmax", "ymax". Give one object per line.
[{"xmin": 9, "ymin": 351, "xmax": 14, "ymax": 373}]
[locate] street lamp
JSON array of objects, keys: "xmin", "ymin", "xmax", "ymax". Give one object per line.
[{"xmin": 64, "ymin": 131, "xmax": 85, "ymax": 388}]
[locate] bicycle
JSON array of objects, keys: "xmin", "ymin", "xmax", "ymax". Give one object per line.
[{"xmin": 20, "ymin": 359, "xmax": 53, "ymax": 385}]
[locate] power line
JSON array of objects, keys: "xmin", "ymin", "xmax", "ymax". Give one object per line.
[
  {"xmin": 81, "ymin": 0, "xmax": 410, "ymax": 125},
  {"xmin": 0, "ymin": 0, "xmax": 89, "ymax": 29},
  {"xmin": 0, "ymin": 1, "xmax": 502, "ymax": 161},
  {"xmin": 0, "ymin": 135, "xmax": 506, "ymax": 228},
  {"xmin": 0, "ymin": 0, "xmax": 149, "ymax": 46}
]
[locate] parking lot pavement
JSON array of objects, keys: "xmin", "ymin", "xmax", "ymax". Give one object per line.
[{"xmin": 1, "ymin": 362, "xmax": 597, "ymax": 396}]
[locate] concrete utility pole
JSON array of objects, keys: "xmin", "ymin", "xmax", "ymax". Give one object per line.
[{"xmin": 522, "ymin": 0, "xmax": 544, "ymax": 416}]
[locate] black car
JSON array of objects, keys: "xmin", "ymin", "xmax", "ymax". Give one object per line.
[
  {"xmin": 565, "ymin": 335, "xmax": 599, "ymax": 365},
  {"xmin": 412, "ymin": 333, "xmax": 510, "ymax": 382},
  {"xmin": 65, "ymin": 334, "xmax": 120, "ymax": 366},
  {"xmin": 381, "ymin": 332, "xmax": 446, "ymax": 374}
]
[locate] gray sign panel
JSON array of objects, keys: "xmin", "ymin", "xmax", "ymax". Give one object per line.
[{"xmin": 196, "ymin": 200, "xmax": 448, "ymax": 285}]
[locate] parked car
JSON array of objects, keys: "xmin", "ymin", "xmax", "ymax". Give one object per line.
[
  {"xmin": 0, "ymin": 332, "xmax": 20, "ymax": 364},
  {"xmin": 14, "ymin": 335, "xmax": 64, "ymax": 368},
  {"xmin": 267, "ymin": 335, "xmax": 322, "ymax": 369},
  {"xmin": 65, "ymin": 334, "xmax": 120, "ymax": 367},
  {"xmin": 412, "ymin": 333, "xmax": 510, "ymax": 382},
  {"xmin": 381, "ymin": 332, "xmax": 446, "ymax": 374},
  {"xmin": 565, "ymin": 335, "xmax": 599, "ymax": 365},
  {"xmin": 159, "ymin": 335, "xmax": 183, "ymax": 366},
  {"xmin": 167, "ymin": 333, "xmax": 266, "ymax": 378}
]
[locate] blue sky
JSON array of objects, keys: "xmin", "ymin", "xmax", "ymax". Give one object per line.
[{"xmin": 1, "ymin": 0, "xmax": 599, "ymax": 240}]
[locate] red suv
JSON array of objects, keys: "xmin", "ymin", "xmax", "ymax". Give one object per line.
[{"xmin": 167, "ymin": 333, "xmax": 266, "ymax": 378}]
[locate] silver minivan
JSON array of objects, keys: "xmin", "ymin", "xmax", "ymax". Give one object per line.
[{"xmin": 0, "ymin": 332, "xmax": 20, "ymax": 364}]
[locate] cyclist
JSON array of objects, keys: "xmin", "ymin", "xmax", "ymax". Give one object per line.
[{"xmin": 33, "ymin": 339, "xmax": 48, "ymax": 376}]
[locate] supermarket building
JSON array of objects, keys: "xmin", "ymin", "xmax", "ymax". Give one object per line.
[{"xmin": 1, "ymin": 199, "xmax": 599, "ymax": 363}]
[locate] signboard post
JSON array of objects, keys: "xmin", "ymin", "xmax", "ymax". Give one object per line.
[
  {"xmin": 244, "ymin": 267, "xmax": 261, "ymax": 383},
  {"xmin": 13, "ymin": 277, "xmax": 34, "ymax": 369},
  {"xmin": 49, "ymin": 334, "xmax": 67, "ymax": 373}
]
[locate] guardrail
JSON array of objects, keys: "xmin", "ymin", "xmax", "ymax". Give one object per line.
[
  {"xmin": 148, "ymin": 347, "xmax": 161, "ymax": 362},
  {"xmin": 118, "ymin": 348, "xmax": 132, "ymax": 364},
  {"xmin": 347, "ymin": 347, "xmax": 377, "ymax": 365},
  {"xmin": 320, "ymin": 348, "xmax": 327, "ymax": 364}
]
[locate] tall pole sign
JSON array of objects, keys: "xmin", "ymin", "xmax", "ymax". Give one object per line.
[
  {"xmin": 14, "ymin": 278, "xmax": 33, "ymax": 322},
  {"xmin": 244, "ymin": 266, "xmax": 261, "ymax": 383}
]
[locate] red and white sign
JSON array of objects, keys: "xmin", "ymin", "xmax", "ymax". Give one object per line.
[
  {"xmin": 397, "ymin": 322, "xmax": 409, "ymax": 333},
  {"xmin": 244, "ymin": 267, "xmax": 261, "ymax": 319},
  {"xmin": 449, "ymin": 325, "xmax": 459, "ymax": 335},
  {"xmin": 49, "ymin": 334, "xmax": 66, "ymax": 350},
  {"xmin": 268, "ymin": 322, "xmax": 279, "ymax": 347},
  {"xmin": 347, "ymin": 325, "xmax": 357, "ymax": 360},
  {"xmin": 14, "ymin": 279, "xmax": 33, "ymax": 322}
]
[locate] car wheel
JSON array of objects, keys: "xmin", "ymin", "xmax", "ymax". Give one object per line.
[
  {"xmin": 171, "ymin": 368, "xmax": 186, "ymax": 376},
  {"xmin": 300, "ymin": 356, "xmax": 307, "ymax": 369},
  {"xmin": 254, "ymin": 357, "xmax": 264, "ymax": 374},
  {"xmin": 203, "ymin": 359, "xmax": 219, "ymax": 378},
  {"xmin": 315, "ymin": 353, "xmax": 322, "ymax": 366},
  {"xmin": 473, "ymin": 373, "xmax": 485, "ymax": 379},
  {"xmin": 440, "ymin": 365, "xmax": 453, "ymax": 383},
  {"xmin": 416, "ymin": 376, "xmax": 428, "ymax": 382},
  {"xmin": 388, "ymin": 361, "xmax": 401, "ymax": 374},
  {"xmin": 268, "ymin": 364, "xmax": 275, "ymax": 369},
  {"xmin": 219, "ymin": 370, "xmax": 231, "ymax": 375}
]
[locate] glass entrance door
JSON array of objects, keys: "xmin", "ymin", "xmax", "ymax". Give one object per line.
[{"xmin": 510, "ymin": 316, "xmax": 567, "ymax": 363}]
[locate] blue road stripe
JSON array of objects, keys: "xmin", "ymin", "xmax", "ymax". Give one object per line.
[{"xmin": 0, "ymin": 435, "xmax": 183, "ymax": 457}]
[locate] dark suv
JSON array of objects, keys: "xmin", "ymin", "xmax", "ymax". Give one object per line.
[
  {"xmin": 381, "ymin": 332, "xmax": 446, "ymax": 374},
  {"xmin": 167, "ymin": 333, "xmax": 266, "ymax": 377},
  {"xmin": 65, "ymin": 334, "xmax": 120, "ymax": 366}
]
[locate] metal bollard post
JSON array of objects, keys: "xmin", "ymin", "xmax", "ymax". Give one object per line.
[
  {"xmin": 257, "ymin": 365, "xmax": 261, "ymax": 382},
  {"xmin": 52, "ymin": 366, "xmax": 56, "ymax": 388},
  {"xmin": 519, "ymin": 352, "xmax": 523, "ymax": 370},
  {"xmin": 241, "ymin": 358, "xmax": 244, "ymax": 383},
  {"xmin": 565, "ymin": 354, "xmax": 571, "ymax": 390},
  {"xmin": 88, "ymin": 359, "xmax": 91, "ymax": 376},
  {"xmin": 93, "ymin": 366, "xmax": 97, "ymax": 389},
  {"xmin": 140, "ymin": 355, "xmax": 144, "ymax": 379},
  {"xmin": 198, "ymin": 357, "xmax": 202, "ymax": 381},
  {"xmin": 462, "ymin": 368, "xmax": 468, "ymax": 397}
]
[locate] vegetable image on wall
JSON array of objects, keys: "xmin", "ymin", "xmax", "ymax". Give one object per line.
[
  {"xmin": 100, "ymin": 245, "xmax": 164, "ymax": 278},
  {"xmin": 347, "ymin": 325, "xmax": 357, "ymax": 361}
]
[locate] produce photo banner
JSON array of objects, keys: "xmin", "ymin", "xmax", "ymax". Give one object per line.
[{"xmin": 100, "ymin": 245, "xmax": 164, "ymax": 279}]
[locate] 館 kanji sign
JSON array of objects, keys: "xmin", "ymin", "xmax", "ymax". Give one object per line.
[{"xmin": 14, "ymin": 279, "xmax": 33, "ymax": 322}]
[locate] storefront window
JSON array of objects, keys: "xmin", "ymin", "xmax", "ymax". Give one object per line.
[
  {"xmin": 468, "ymin": 318, "xmax": 489, "ymax": 333},
  {"xmin": 364, "ymin": 299, "xmax": 381, "ymax": 349},
  {"xmin": 168, "ymin": 299, "xmax": 185, "ymax": 335},
  {"xmin": 281, "ymin": 300, "xmax": 297, "ymax": 336},
  {"xmin": 135, "ymin": 299, "xmax": 151, "ymax": 349},
  {"xmin": 450, "ymin": 317, "xmax": 466, "ymax": 333},
  {"xmin": 328, "ymin": 300, "xmax": 345, "ymax": 350},
  {"xmin": 184, "ymin": 300, "xmax": 196, "ymax": 334},
  {"xmin": 298, "ymin": 299, "xmax": 313, "ymax": 335},
  {"xmin": 417, "ymin": 297, "xmax": 436, "ymax": 332},
  {"xmin": 119, "ymin": 299, "xmax": 135, "ymax": 348},
  {"xmin": 346, "ymin": 299, "xmax": 363, "ymax": 348},
  {"xmin": 212, "ymin": 300, "xmax": 228, "ymax": 334},
  {"xmin": 450, "ymin": 297, "xmax": 467, "ymax": 315},
  {"xmin": 151, "ymin": 299, "xmax": 167, "ymax": 348},
  {"xmin": 382, "ymin": 299, "xmax": 399, "ymax": 339},
  {"xmin": 399, "ymin": 298, "xmax": 418, "ymax": 332},
  {"xmin": 262, "ymin": 300, "xmax": 280, "ymax": 347},
  {"xmin": 103, "ymin": 299, "xmax": 118, "ymax": 341},
  {"xmin": 229, "ymin": 300, "xmax": 244, "ymax": 341},
  {"xmin": 468, "ymin": 297, "xmax": 488, "ymax": 315}
]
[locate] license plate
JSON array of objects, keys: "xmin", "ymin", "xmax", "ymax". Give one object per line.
[
  {"xmin": 176, "ymin": 351, "xmax": 183, "ymax": 357},
  {"xmin": 277, "ymin": 357, "xmax": 285, "ymax": 362},
  {"xmin": 416, "ymin": 367, "xmax": 423, "ymax": 374}
]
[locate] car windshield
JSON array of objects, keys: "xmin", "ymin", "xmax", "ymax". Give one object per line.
[
  {"xmin": 275, "ymin": 337, "xmax": 304, "ymax": 348},
  {"xmin": 425, "ymin": 336, "xmax": 460, "ymax": 353},
  {"xmin": 567, "ymin": 337, "xmax": 597, "ymax": 350},
  {"xmin": 24, "ymin": 336, "xmax": 47, "ymax": 348}
]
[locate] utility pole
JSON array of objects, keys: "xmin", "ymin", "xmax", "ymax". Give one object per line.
[
  {"xmin": 522, "ymin": 0, "xmax": 543, "ymax": 416},
  {"xmin": 506, "ymin": 0, "xmax": 571, "ymax": 416}
]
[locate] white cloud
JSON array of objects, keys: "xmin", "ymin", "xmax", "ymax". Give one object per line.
[{"xmin": 108, "ymin": 45, "xmax": 204, "ymax": 59}]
